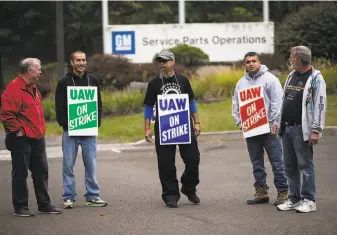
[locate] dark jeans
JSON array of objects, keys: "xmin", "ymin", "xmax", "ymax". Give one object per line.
[
  {"xmin": 6, "ymin": 134, "xmax": 51, "ymax": 212},
  {"xmin": 245, "ymin": 133, "xmax": 289, "ymax": 192},
  {"xmin": 154, "ymin": 127, "xmax": 200, "ymax": 203},
  {"xmin": 282, "ymin": 125, "xmax": 315, "ymax": 202}
]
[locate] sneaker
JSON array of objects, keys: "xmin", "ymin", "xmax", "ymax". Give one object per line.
[
  {"xmin": 274, "ymin": 191, "xmax": 289, "ymax": 206},
  {"xmin": 296, "ymin": 199, "xmax": 317, "ymax": 213},
  {"xmin": 181, "ymin": 188, "xmax": 200, "ymax": 204},
  {"xmin": 85, "ymin": 197, "xmax": 108, "ymax": 207},
  {"xmin": 277, "ymin": 199, "xmax": 302, "ymax": 211},
  {"xmin": 63, "ymin": 199, "xmax": 75, "ymax": 209},
  {"xmin": 14, "ymin": 207, "xmax": 34, "ymax": 217},
  {"xmin": 38, "ymin": 205, "xmax": 63, "ymax": 214}
]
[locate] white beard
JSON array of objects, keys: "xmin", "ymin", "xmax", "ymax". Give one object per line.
[
  {"xmin": 160, "ymin": 68, "xmax": 168, "ymax": 78},
  {"xmin": 290, "ymin": 62, "xmax": 300, "ymax": 71}
]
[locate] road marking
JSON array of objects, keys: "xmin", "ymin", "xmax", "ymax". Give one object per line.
[
  {"xmin": 0, "ymin": 143, "xmax": 155, "ymax": 161},
  {"xmin": 111, "ymin": 148, "xmax": 121, "ymax": 153},
  {"xmin": 0, "ymin": 146, "xmax": 63, "ymax": 161}
]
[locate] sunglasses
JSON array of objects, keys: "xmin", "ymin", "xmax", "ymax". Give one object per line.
[{"xmin": 157, "ymin": 58, "xmax": 170, "ymax": 63}]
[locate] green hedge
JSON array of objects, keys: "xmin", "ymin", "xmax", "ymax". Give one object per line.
[
  {"xmin": 153, "ymin": 44, "xmax": 209, "ymax": 67},
  {"xmin": 190, "ymin": 70, "xmax": 242, "ymax": 101},
  {"xmin": 43, "ymin": 60, "xmax": 337, "ymax": 121}
]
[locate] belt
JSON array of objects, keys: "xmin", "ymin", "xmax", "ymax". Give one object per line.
[{"xmin": 283, "ymin": 121, "xmax": 301, "ymax": 126}]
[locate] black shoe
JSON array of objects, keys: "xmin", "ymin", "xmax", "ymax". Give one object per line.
[
  {"xmin": 14, "ymin": 207, "xmax": 34, "ymax": 217},
  {"xmin": 38, "ymin": 205, "xmax": 62, "ymax": 214},
  {"xmin": 181, "ymin": 188, "xmax": 200, "ymax": 204},
  {"xmin": 247, "ymin": 197, "xmax": 270, "ymax": 205},
  {"xmin": 186, "ymin": 193, "xmax": 200, "ymax": 204},
  {"xmin": 166, "ymin": 201, "xmax": 178, "ymax": 208}
]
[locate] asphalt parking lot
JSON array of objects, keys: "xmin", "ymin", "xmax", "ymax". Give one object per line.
[{"xmin": 0, "ymin": 130, "xmax": 336, "ymax": 235}]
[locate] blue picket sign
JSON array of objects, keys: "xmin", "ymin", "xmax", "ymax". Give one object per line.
[{"xmin": 157, "ymin": 94, "xmax": 191, "ymax": 145}]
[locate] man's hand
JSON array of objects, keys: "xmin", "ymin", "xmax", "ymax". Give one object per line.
[
  {"xmin": 145, "ymin": 128, "xmax": 152, "ymax": 143},
  {"xmin": 237, "ymin": 123, "xmax": 242, "ymax": 131},
  {"xmin": 271, "ymin": 124, "xmax": 278, "ymax": 135},
  {"xmin": 16, "ymin": 130, "xmax": 23, "ymax": 137},
  {"xmin": 309, "ymin": 132, "xmax": 319, "ymax": 145},
  {"xmin": 194, "ymin": 123, "xmax": 200, "ymax": 137}
]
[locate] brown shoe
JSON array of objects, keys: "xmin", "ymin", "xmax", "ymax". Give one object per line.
[
  {"xmin": 247, "ymin": 184, "xmax": 269, "ymax": 205},
  {"xmin": 274, "ymin": 191, "xmax": 289, "ymax": 206}
]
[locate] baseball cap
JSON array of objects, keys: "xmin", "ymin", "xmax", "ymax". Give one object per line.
[{"xmin": 155, "ymin": 50, "xmax": 175, "ymax": 61}]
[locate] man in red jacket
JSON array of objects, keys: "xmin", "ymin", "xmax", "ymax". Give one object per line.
[{"xmin": 0, "ymin": 58, "xmax": 62, "ymax": 217}]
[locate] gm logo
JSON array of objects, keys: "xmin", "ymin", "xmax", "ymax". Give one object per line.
[{"xmin": 112, "ymin": 31, "xmax": 135, "ymax": 54}]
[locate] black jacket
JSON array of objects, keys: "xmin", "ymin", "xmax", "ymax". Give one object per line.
[{"xmin": 55, "ymin": 71, "xmax": 102, "ymax": 131}]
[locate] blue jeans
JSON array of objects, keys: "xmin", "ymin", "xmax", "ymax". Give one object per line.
[
  {"xmin": 282, "ymin": 125, "xmax": 315, "ymax": 202},
  {"xmin": 62, "ymin": 131, "xmax": 100, "ymax": 201},
  {"xmin": 246, "ymin": 133, "xmax": 289, "ymax": 192}
]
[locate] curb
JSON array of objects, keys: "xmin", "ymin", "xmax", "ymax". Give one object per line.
[
  {"xmin": 133, "ymin": 126, "xmax": 337, "ymax": 145},
  {"xmin": 322, "ymin": 126, "xmax": 337, "ymax": 136}
]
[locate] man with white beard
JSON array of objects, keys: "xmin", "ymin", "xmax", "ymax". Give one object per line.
[{"xmin": 277, "ymin": 46, "xmax": 327, "ymax": 213}]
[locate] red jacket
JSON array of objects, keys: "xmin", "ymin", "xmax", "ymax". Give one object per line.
[{"xmin": 0, "ymin": 76, "xmax": 46, "ymax": 139}]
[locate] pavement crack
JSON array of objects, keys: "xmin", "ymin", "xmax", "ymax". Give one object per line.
[
  {"xmin": 202, "ymin": 144, "xmax": 227, "ymax": 151},
  {"xmin": 176, "ymin": 213, "xmax": 216, "ymax": 225}
]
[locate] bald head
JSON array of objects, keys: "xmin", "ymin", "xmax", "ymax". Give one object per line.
[{"xmin": 20, "ymin": 58, "xmax": 41, "ymax": 74}]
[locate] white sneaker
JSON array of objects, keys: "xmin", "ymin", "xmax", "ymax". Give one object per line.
[
  {"xmin": 296, "ymin": 199, "xmax": 317, "ymax": 213},
  {"xmin": 277, "ymin": 199, "xmax": 303, "ymax": 211},
  {"xmin": 85, "ymin": 197, "xmax": 108, "ymax": 207},
  {"xmin": 63, "ymin": 199, "xmax": 75, "ymax": 209}
]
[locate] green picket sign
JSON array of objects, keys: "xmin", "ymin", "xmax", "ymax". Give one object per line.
[{"xmin": 67, "ymin": 86, "xmax": 98, "ymax": 136}]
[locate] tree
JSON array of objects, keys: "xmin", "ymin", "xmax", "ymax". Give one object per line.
[
  {"xmin": 269, "ymin": 1, "xmax": 316, "ymax": 23},
  {"xmin": 0, "ymin": 0, "xmax": 325, "ymax": 71},
  {"xmin": 64, "ymin": 1, "xmax": 103, "ymax": 55},
  {"xmin": 276, "ymin": 2, "xmax": 337, "ymax": 60},
  {"xmin": 0, "ymin": 1, "xmax": 56, "ymax": 64},
  {"xmin": 108, "ymin": 1, "xmax": 178, "ymax": 24}
]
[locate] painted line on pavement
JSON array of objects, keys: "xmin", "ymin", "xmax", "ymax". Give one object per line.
[
  {"xmin": 1, "ymin": 126, "xmax": 335, "ymax": 161},
  {"xmin": 0, "ymin": 143, "xmax": 155, "ymax": 161}
]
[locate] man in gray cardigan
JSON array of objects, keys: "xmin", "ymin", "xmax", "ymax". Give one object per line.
[{"xmin": 277, "ymin": 46, "xmax": 327, "ymax": 213}]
